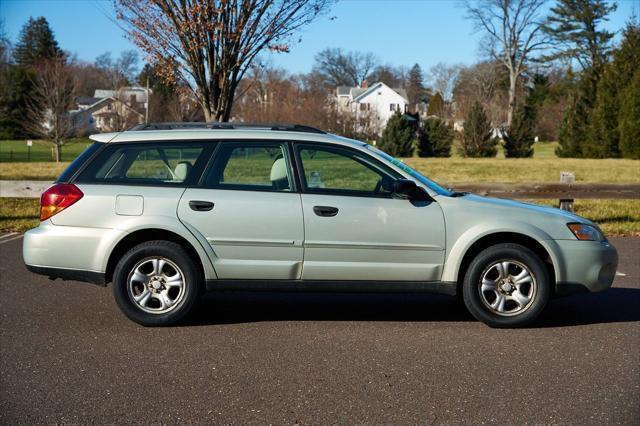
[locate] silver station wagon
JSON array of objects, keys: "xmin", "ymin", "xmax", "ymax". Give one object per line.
[{"xmin": 23, "ymin": 123, "xmax": 618, "ymax": 327}]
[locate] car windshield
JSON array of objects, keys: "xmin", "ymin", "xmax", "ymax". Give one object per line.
[{"xmin": 365, "ymin": 145, "xmax": 452, "ymax": 197}]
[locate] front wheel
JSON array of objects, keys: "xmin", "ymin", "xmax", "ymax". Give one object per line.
[
  {"xmin": 462, "ymin": 243, "xmax": 550, "ymax": 328},
  {"xmin": 112, "ymin": 240, "xmax": 201, "ymax": 326}
]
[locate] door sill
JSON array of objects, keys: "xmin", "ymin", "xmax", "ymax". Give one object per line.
[{"xmin": 205, "ymin": 279, "xmax": 457, "ymax": 296}]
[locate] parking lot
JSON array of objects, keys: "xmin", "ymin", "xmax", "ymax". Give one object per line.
[{"xmin": 1, "ymin": 235, "xmax": 638, "ymax": 423}]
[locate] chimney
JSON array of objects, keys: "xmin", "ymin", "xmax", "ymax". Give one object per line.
[{"xmin": 361, "ymin": 80, "xmax": 368, "ymax": 89}]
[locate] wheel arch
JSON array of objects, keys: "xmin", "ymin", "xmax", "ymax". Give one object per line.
[
  {"xmin": 443, "ymin": 227, "xmax": 561, "ymax": 294},
  {"xmin": 105, "ymin": 227, "xmax": 214, "ymax": 285}
]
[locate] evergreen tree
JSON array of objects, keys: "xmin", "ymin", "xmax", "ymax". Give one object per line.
[
  {"xmin": 427, "ymin": 91, "xmax": 445, "ymax": 118},
  {"xmin": 459, "ymin": 101, "xmax": 497, "ymax": 157},
  {"xmin": 619, "ymin": 70, "xmax": 640, "ymax": 159},
  {"xmin": 588, "ymin": 23, "xmax": 640, "ymax": 158},
  {"xmin": 503, "ymin": 105, "xmax": 535, "ymax": 158},
  {"xmin": 378, "ymin": 111, "xmax": 415, "ymax": 157},
  {"xmin": 406, "ymin": 63, "xmax": 426, "ymax": 106},
  {"xmin": 556, "ymin": 69, "xmax": 596, "ymax": 157},
  {"xmin": 543, "ymin": 0, "xmax": 617, "ymax": 72},
  {"xmin": 0, "ymin": 65, "xmax": 34, "ymax": 139},
  {"xmin": 13, "ymin": 17, "xmax": 63, "ymax": 67},
  {"xmin": 417, "ymin": 117, "xmax": 453, "ymax": 157}
]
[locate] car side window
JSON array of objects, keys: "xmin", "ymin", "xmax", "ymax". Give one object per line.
[
  {"xmin": 76, "ymin": 143, "xmax": 207, "ymax": 185},
  {"xmin": 296, "ymin": 144, "xmax": 400, "ymax": 197},
  {"xmin": 204, "ymin": 143, "xmax": 293, "ymax": 192}
]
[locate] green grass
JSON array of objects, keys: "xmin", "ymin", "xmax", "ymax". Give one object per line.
[
  {"xmin": 0, "ymin": 138, "xmax": 92, "ymax": 163},
  {"xmin": 0, "ymin": 198, "xmax": 39, "ymax": 233}
]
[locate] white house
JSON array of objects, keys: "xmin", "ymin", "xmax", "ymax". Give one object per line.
[
  {"xmin": 67, "ymin": 87, "xmax": 149, "ymax": 134},
  {"xmin": 335, "ymin": 81, "xmax": 409, "ymax": 133}
]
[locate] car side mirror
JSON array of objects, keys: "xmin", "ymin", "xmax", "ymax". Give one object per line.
[{"xmin": 392, "ymin": 179, "xmax": 431, "ymax": 202}]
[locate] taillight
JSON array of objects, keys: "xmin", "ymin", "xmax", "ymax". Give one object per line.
[{"xmin": 40, "ymin": 183, "xmax": 84, "ymax": 221}]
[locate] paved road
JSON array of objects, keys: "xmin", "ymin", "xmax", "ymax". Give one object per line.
[{"xmin": 1, "ymin": 235, "xmax": 638, "ymax": 424}]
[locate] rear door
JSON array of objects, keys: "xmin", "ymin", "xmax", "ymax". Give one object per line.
[
  {"xmin": 177, "ymin": 141, "xmax": 304, "ymax": 280},
  {"xmin": 294, "ymin": 143, "xmax": 446, "ymax": 282}
]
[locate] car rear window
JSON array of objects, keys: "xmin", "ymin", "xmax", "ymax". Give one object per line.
[
  {"xmin": 75, "ymin": 142, "xmax": 210, "ymax": 186},
  {"xmin": 56, "ymin": 142, "xmax": 103, "ymax": 183}
]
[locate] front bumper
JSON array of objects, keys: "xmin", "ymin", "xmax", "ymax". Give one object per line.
[{"xmin": 553, "ymin": 239, "xmax": 618, "ymax": 296}]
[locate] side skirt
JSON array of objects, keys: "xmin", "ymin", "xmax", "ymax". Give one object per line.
[{"xmin": 205, "ymin": 279, "xmax": 457, "ymax": 296}]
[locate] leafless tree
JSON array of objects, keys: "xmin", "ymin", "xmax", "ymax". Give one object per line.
[
  {"xmin": 428, "ymin": 62, "xmax": 463, "ymax": 101},
  {"xmin": 464, "ymin": 0, "xmax": 549, "ymax": 126},
  {"xmin": 312, "ymin": 48, "xmax": 378, "ymax": 87},
  {"xmin": 116, "ymin": 0, "xmax": 333, "ymax": 122},
  {"xmin": 24, "ymin": 58, "xmax": 76, "ymax": 162}
]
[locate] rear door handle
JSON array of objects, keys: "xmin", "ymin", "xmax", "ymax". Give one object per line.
[
  {"xmin": 313, "ymin": 205, "xmax": 339, "ymax": 217},
  {"xmin": 189, "ymin": 200, "xmax": 215, "ymax": 212}
]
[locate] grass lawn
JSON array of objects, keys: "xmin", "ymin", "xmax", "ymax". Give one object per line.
[{"xmin": 0, "ymin": 138, "xmax": 92, "ymax": 163}]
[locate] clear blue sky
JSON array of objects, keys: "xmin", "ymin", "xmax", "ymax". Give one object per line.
[{"xmin": 1, "ymin": 0, "xmax": 637, "ymax": 74}]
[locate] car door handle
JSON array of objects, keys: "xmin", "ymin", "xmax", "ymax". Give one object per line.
[
  {"xmin": 189, "ymin": 200, "xmax": 215, "ymax": 212},
  {"xmin": 313, "ymin": 206, "xmax": 339, "ymax": 217}
]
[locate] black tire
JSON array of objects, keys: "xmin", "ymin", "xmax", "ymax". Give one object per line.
[
  {"xmin": 462, "ymin": 243, "xmax": 550, "ymax": 328},
  {"xmin": 112, "ymin": 240, "xmax": 201, "ymax": 326}
]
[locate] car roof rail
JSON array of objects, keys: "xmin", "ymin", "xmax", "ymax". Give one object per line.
[{"xmin": 128, "ymin": 122, "xmax": 327, "ymax": 134}]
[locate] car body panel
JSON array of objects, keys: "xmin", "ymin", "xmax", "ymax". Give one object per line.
[
  {"xmin": 177, "ymin": 188, "xmax": 304, "ymax": 280},
  {"xmin": 300, "ymin": 193, "xmax": 445, "ymax": 281}
]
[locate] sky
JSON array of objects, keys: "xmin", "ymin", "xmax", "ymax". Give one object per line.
[{"xmin": 1, "ymin": 0, "xmax": 637, "ymax": 75}]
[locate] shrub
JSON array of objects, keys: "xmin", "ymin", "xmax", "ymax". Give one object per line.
[
  {"xmin": 417, "ymin": 117, "xmax": 453, "ymax": 157},
  {"xmin": 503, "ymin": 106, "xmax": 535, "ymax": 158},
  {"xmin": 458, "ymin": 101, "xmax": 497, "ymax": 157},
  {"xmin": 378, "ymin": 111, "xmax": 415, "ymax": 157}
]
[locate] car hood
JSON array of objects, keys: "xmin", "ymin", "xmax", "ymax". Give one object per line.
[
  {"xmin": 436, "ymin": 193, "xmax": 597, "ymax": 241},
  {"xmin": 460, "ymin": 194, "xmax": 590, "ymax": 223}
]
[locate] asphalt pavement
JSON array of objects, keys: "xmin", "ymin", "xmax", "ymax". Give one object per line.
[{"xmin": 1, "ymin": 235, "xmax": 638, "ymax": 424}]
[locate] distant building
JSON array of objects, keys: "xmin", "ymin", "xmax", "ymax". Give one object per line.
[
  {"xmin": 335, "ymin": 81, "xmax": 409, "ymax": 134},
  {"xmin": 67, "ymin": 87, "xmax": 150, "ymax": 134}
]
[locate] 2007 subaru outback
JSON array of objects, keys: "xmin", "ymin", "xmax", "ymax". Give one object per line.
[{"xmin": 23, "ymin": 123, "xmax": 618, "ymax": 327}]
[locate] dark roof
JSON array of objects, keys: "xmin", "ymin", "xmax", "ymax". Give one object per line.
[{"xmin": 76, "ymin": 96, "xmax": 100, "ymax": 106}]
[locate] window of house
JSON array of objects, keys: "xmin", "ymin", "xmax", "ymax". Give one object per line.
[
  {"xmin": 204, "ymin": 143, "xmax": 292, "ymax": 192},
  {"xmin": 389, "ymin": 103, "xmax": 397, "ymax": 112}
]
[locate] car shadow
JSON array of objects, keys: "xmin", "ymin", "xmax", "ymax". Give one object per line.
[{"xmin": 183, "ymin": 287, "xmax": 640, "ymax": 327}]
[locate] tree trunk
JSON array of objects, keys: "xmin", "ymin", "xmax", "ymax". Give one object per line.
[
  {"xmin": 53, "ymin": 142, "xmax": 61, "ymax": 163},
  {"xmin": 507, "ymin": 73, "xmax": 517, "ymax": 127}
]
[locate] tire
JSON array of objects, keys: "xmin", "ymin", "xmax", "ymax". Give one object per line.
[
  {"xmin": 462, "ymin": 243, "xmax": 550, "ymax": 328},
  {"xmin": 112, "ymin": 240, "xmax": 201, "ymax": 326}
]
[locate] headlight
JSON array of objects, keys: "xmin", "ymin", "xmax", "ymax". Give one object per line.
[{"xmin": 567, "ymin": 223, "xmax": 604, "ymax": 241}]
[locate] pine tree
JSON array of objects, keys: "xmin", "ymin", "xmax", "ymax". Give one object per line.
[
  {"xmin": 619, "ymin": 70, "xmax": 640, "ymax": 159},
  {"xmin": 406, "ymin": 63, "xmax": 426, "ymax": 107},
  {"xmin": 588, "ymin": 23, "xmax": 640, "ymax": 158},
  {"xmin": 13, "ymin": 17, "xmax": 63, "ymax": 68},
  {"xmin": 503, "ymin": 105, "xmax": 535, "ymax": 158},
  {"xmin": 459, "ymin": 101, "xmax": 497, "ymax": 158},
  {"xmin": 378, "ymin": 111, "xmax": 415, "ymax": 157},
  {"xmin": 543, "ymin": 0, "xmax": 617, "ymax": 72},
  {"xmin": 427, "ymin": 91, "xmax": 445, "ymax": 118},
  {"xmin": 417, "ymin": 117, "xmax": 453, "ymax": 157}
]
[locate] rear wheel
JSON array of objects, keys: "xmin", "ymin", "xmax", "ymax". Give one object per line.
[
  {"xmin": 113, "ymin": 240, "xmax": 200, "ymax": 326},
  {"xmin": 462, "ymin": 243, "xmax": 550, "ymax": 328}
]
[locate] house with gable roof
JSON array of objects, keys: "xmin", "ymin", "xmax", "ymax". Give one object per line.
[{"xmin": 335, "ymin": 81, "xmax": 409, "ymax": 134}]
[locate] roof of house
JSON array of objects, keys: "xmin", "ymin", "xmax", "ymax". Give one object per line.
[
  {"xmin": 337, "ymin": 82, "xmax": 408, "ymax": 103},
  {"xmin": 76, "ymin": 96, "xmax": 100, "ymax": 106}
]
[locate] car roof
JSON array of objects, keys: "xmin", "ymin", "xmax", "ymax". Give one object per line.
[{"xmin": 89, "ymin": 128, "xmax": 364, "ymax": 149}]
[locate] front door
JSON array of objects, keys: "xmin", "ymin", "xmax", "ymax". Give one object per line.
[
  {"xmin": 177, "ymin": 141, "xmax": 304, "ymax": 280},
  {"xmin": 294, "ymin": 143, "xmax": 446, "ymax": 282}
]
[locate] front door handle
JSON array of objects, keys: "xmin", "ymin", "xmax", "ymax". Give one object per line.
[
  {"xmin": 189, "ymin": 200, "xmax": 215, "ymax": 212},
  {"xmin": 313, "ymin": 205, "xmax": 339, "ymax": 217}
]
